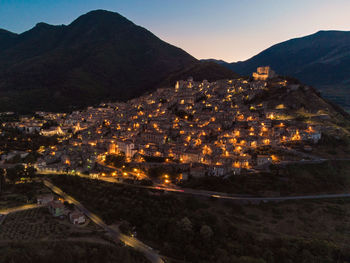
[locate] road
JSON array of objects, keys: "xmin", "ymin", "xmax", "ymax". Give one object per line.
[
  {"xmin": 0, "ymin": 203, "xmax": 43, "ymax": 226},
  {"xmin": 38, "ymin": 167, "xmax": 350, "ymax": 204},
  {"xmin": 0, "ymin": 203, "xmax": 42, "ymax": 215},
  {"xmin": 37, "ymin": 155, "xmax": 350, "ymax": 204},
  {"xmin": 92, "ymin": 157, "xmax": 350, "ymax": 203},
  {"xmin": 96, "ymin": 154, "xmax": 147, "ymax": 179},
  {"xmin": 42, "ymin": 179, "xmax": 164, "ymax": 263}
]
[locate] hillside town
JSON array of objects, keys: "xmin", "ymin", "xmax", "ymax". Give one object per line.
[{"xmin": 1, "ymin": 67, "xmax": 325, "ymax": 181}]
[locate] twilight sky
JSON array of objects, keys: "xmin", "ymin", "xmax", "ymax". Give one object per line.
[{"xmin": 1, "ymin": 0, "xmax": 350, "ymax": 62}]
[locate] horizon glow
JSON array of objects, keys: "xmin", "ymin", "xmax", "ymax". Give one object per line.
[{"xmin": 0, "ymin": 0, "xmax": 350, "ymax": 62}]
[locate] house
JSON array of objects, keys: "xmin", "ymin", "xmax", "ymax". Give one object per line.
[
  {"xmin": 37, "ymin": 194, "xmax": 54, "ymax": 205},
  {"xmin": 180, "ymin": 149, "xmax": 202, "ymax": 163},
  {"xmin": 307, "ymin": 132, "xmax": 322, "ymax": 143},
  {"xmin": 48, "ymin": 200, "xmax": 65, "ymax": 217},
  {"xmin": 116, "ymin": 140, "xmax": 137, "ymax": 158},
  {"xmin": 41, "ymin": 126, "xmax": 65, "ymax": 137},
  {"xmin": 208, "ymin": 166, "xmax": 227, "ymax": 177},
  {"xmin": 257, "ymin": 155, "xmax": 272, "ymax": 166},
  {"xmin": 69, "ymin": 211, "xmax": 86, "ymax": 225},
  {"xmin": 190, "ymin": 166, "xmax": 206, "ymax": 178}
]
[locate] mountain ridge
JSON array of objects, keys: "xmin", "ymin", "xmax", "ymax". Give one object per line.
[
  {"xmin": 0, "ymin": 10, "xmax": 237, "ymax": 113},
  {"xmin": 216, "ymin": 30, "xmax": 350, "ymax": 111}
]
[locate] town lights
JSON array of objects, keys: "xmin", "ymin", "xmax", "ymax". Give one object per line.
[
  {"xmin": 267, "ymin": 113, "xmax": 275, "ymax": 119},
  {"xmin": 264, "ymin": 139, "xmax": 270, "ymax": 145},
  {"xmin": 291, "ymin": 130, "xmax": 301, "ymax": 141},
  {"xmin": 271, "ymin": 155, "xmax": 279, "ymax": 162},
  {"xmin": 306, "ymin": 126, "xmax": 314, "ymax": 133}
]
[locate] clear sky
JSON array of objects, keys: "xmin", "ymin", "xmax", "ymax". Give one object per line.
[{"xmin": 1, "ymin": 0, "xmax": 350, "ymax": 62}]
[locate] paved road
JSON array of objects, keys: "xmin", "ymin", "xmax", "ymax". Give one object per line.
[
  {"xmin": 96, "ymin": 155, "xmax": 147, "ymax": 179},
  {"xmin": 38, "ymin": 169, "xmax": 350, "ymax": 204},
  {"xmin": 92, "ymin": 175, "xmax": 350, "ymax": 203},
  {"xmin": 38, "ymin": 155, "xmax": 350, "ymax": 204},
  {"xmin": 93, "ymin": 157, "xmax": 350, "ymax": 203},
  {"xmin": 0, "ymin": 203, "xmax": 42, "ymax": 215},
  {"xmin": 0, "ymin": 203, "xmax": 43, "ymax": 226},
  {"xmin": 43, "ymin": 179, "xmax": 164, "ymax": 263}
]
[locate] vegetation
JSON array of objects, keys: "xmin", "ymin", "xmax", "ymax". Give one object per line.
[
  {"xmin": 0, "ymin": 127, "xmax": 58, "ymax": 153},
  {"xmin": 0, "ymin": 241, "xmax": 147, "ymax": 263},
  {"xmin": 49, "ymin": 175, "xmax": 350, "ymax": 263},
  {"xmin": 5, "ymin": 165, "xmax": 36, "ymax": 184},
  {"xmin": 181, "ymin": 160, "xmax": 350, "ymax": 196},
  {"xmin": 0, "ymin": 182, "xmax": 47, "ymax": 209},
  {"xmin": 105, "ymin": 154, "xmax": 126, "ymax": 168},
  {"xmin": 0, "ymin": 208, "xmax": 70, "ymax": 240}
]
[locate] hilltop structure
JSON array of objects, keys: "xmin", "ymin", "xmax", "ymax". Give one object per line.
[{"xmin": 253, "ymin": 66, "xmax": 277, "ymax": 81}]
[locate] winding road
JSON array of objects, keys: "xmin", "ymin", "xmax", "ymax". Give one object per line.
[
  {"xmin": 43, "ymin": 179, "xmax": 164, "ymax": 263},
  {"xmin": 38, "ymin": 166, "xmax": 350, "ymax": 204},
  {"xmin": 99, "ymin": 176, "xmax": 350, "ymax": 203}
]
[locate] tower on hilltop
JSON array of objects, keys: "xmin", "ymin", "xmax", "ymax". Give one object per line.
[{"xmin": 252, "ymin": 66, "xmax": 276, "ymax": 81}]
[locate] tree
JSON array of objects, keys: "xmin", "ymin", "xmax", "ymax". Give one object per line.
[
  {"xmin": 105, "ymin": 153, "xmax": 125, "ymax": 168},
  {"xmin": 6, "ymin": 165, "xmax": 25, "ymax": 183},
  {"xmin": 200, "ymin": 225, "xmax": 213, "ymax": 240},
  {"xmin": 0, "ymin": 169, "xmax": 4, "ymax": 193},
  {"xmin": 178, "ymin": 217, "xmax": 193, "ymax": 232},
  {"xmin": 238, "ymin": 256, "xmax": 266, "ymax": 263},
  {"xmin": 119, "ymin": 220, "xmax": 132, "ymax": 235},
  {"xmin": 25, "ymin": 166, "xmax": 36, "ymax": 178},
  {"xmin": 64, "ymin": 201, "xmax": 75, "ymax": 210}
]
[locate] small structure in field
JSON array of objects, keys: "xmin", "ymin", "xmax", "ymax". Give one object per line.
[
  {"xmin": 37, "ymin": 194, "xmax": 54, "ymax": 205},
  {"xmin": 48, "ymin": 200, "xmax": 65, "ymax": 217},
  {"xmin": 69, "ymin": 211, "xmax": 86, "ymax": 225}
]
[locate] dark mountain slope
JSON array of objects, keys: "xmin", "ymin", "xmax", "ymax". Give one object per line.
[
  {"xmin": 158, "ymin": 61, "xmax": 239, "ymax": 88},
  {"xmin": 226, "ymin": 31, "xmax": 350, "ymax": 110},
  {"xmin": 0, "ymin": 29, "xmax": 18, "ymax": 50},
  {"xmin": 0, "ymin": 10, "xmax": 237, "ymax": 113}
]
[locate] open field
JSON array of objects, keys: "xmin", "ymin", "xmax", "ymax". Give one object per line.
[{"xmin": 0, "ymin": 207, "xmax": 102, "ymax": 241}]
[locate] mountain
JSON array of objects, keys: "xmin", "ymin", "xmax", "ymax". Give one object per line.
[
  {"xmin": 225, "ymin": 31, "xmax": 350, "ymax": 111},
  {"xmin": 200, "ymin": 59, "xmax": 229, "ymax": 65},
  {"xmin": 0, "ymin": 10, "xmax": 237, "ymax": 113}
]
